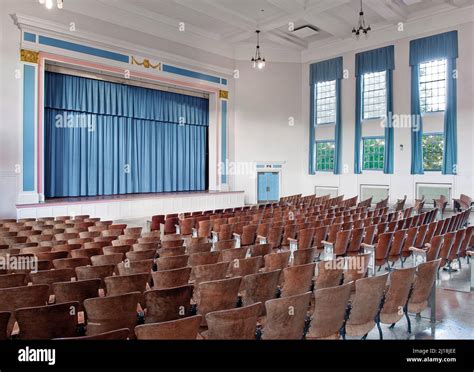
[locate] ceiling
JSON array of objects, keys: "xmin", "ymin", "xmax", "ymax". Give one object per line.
[{"xmin": 14, "ymin": 0, "xmax": 474, "ymax": 63}]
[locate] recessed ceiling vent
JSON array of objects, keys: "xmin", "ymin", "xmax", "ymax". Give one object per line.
[{"xmin": 291, "ymin": 25, "xmax": 319, "ymax": 38}]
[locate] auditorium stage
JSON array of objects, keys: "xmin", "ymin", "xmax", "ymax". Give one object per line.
[{"xmin": 16, "ymin": 191, "xmax": 245, "ymax": 221}]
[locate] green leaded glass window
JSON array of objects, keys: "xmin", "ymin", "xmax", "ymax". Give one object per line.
[
  {"xmin": 316, "ymin": 141, "xmax": 335, "ymax": 172},
  {"xmin": 423, "ymin": 133, "xmax": 444, "ymax": 171},
  {"xmin": 362, "ymin": 137, "xmax": 385, "ymax": 171}
]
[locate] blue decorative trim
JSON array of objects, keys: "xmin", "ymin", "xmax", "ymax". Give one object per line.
[
  {"xmin": 221, "ymin": 78, "xmax": 228, "ymax": 85},
  {"xmin": 23, "ymin": 65, "xmax": 36, "ymax": 192},
  {"xmin": 273, "ymin": 165, "xmax": 282, "ymax": 169},
  {"xmin": 38, "ymin": 36, "xmax": 129, "ymax": 63},
  {"xmin": 221, "ymin": 100, "xmax": 228, "ymax": 184},
  {"xmin": 256, "ymin": 165, "xmax": 265, "ymax": 169},
  {"xmin": 163, "ymin": 64, "xmax": 221, "ymax": 85},
  {"xmin": 24, "ymin": 32, "xmax": 37, "ymax": 43}
]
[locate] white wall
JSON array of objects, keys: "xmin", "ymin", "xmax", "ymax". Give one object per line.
[
  {"xmin": 299, "ymin": 21, "xmax": 474, "ymax": 205},
  {"xmin": 232, "ymin": 61, "xmax": 303, "ymax": 205}
]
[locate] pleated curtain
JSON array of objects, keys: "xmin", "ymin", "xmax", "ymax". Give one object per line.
[{"xmin": 44, "ymin": 72, "xmax": 209, "ymax": 198}]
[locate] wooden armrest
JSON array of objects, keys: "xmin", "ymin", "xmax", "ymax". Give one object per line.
[
  {"xmin": 467, "ymin": 250, "xmax": 473, "ymax": 257},
  {"xmin": 287, "ymin": 238, "xmax": 297, "ymax": 243},
  {"xmin": 360, "ymin": 243, "xmax": 374, "ymax": 249},
  {"xmin": 321, "ymin": 240, "xmax": 333, "ymax": 247},
  {"xmin": 425, "ymin": 243, "xmax": 431, "ymax": 248},
  {"xmin": 409, "ymin": 246, "xmax": 427, "ymax": 254},
  {"xmin": 256, "ymin": 235, "xmax": 266, "ymax": 240},
  {"xmin": 233, "ymin": 233, "xmax": 241, "ymax": 238}
]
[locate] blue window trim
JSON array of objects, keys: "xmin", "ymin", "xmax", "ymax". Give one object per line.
[
  {"xmin": 422, "ymin": 132, "xmax": 444, "ymax": 172},
  {"xmin": 362, "ymin": 136, "xmax": 385, "ymax": 172},
  {"xmin": 315, "ymin": 140, "xmax": 336, "ymax": 172}
]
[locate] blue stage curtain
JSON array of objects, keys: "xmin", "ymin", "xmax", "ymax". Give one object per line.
[
  {"xmin": 355, "ymin": 45, "xmax": 395, "ymax": 174},
  {"xmin": 44, "ymin": 72, "xmax": 208, "ymax": 198},
  {"xmin": 409, "ymin": 31, "xmax": 458, "ymax": 175},
  {"xmin": 442, "ymin": 58, "xmax": 457, "ymax": 174},
  {"xmin": 309, "ymin": 57, "xmax": 343, "ymax": 175}
]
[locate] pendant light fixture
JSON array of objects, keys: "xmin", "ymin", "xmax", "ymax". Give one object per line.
[
  {"xmin": 352, "ymin": 0, "xmax": 371, "ymax": 39},
  {"xmin": 251, "ymin": 30, "xmax": 266, "ymax": 70},
  {"xmin": 39, "ymin": 0, "xmax": 64, "ymax": 10}
]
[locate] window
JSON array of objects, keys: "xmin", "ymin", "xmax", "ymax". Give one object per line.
[
  {"xmin": 423, "ymin": 133, "xmax": 444, "ymax": 171},
  {"xmin": 315, "ymin": 80, "xmax": 336, "ymax": 124},
  {"xmin": 362, "ymin": 137, "xmax": 385, "ymax": 171},
  {"xmin": 315, "ymin": 141, "xmax": 335, "ymax": 172},
  {"xmin": 419, "ymin": 59, "xmax": 447, "ymax": 113},
  {"xmin": 362, "ymin": 71, "xmax": 386, "ymax": 120}
]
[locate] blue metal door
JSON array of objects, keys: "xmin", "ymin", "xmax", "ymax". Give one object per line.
[
  {"xmin": 267, "ymin": 172, "xmax": 280, "ymax": 201},
  {"xmin": 258, "ymin": 172, "xmax": 268, "ymax": 203},
  {"xmin": 258, "ymin": 172, "xmax": 280, "ymax": 203}
]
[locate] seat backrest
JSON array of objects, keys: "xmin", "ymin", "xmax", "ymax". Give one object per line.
[
  {"xmin": 408, "ymin": 259, "xmax": 441, "ymax": 314},
  {"xmin": 188, "ymin": 251, "xmax": 220, "ymax": 266},
  {"xmin": 293, "ymin": 248, "xmax": 316, "ymax": 266},
  {"xmin": 345, "ymin": 274, "xmax": 388, "ymax": 337},
  {"xmin": 281, "ymin": 263, "xmax": 316, "ymax": 297},
  {"xmin": 52, "ymin": 279, "xmax": 101, "ymax": 311},
  {"xmin": 213, "ymin": 239, "xmax": 236, "ymax": 251},
  {"xmin": 308, "ymin": 282, "xmax": 352, "ymax": 339},
  {"xmin": 242, "ymin": 270, "xmax": 280, "ymax": 315},
  {"xmin": 30, "ymin": 269, "xmax": 75, "ymax": 287},
  {"xmin": 156, "ymin": 255, "xmax": 189, "ymax": 271},
  {"xmin": 191, "ymin": 262, "xmax": 229, "ymax": 285},
  {"xmin": 105, "ymin": 273, "xmax": 149, "ymax": 299},
  {"xmin": 388, "ymin": 229, "xmax": 406, "ymax": 260},
  {"xmin": 151, "ymin": 267, "xmax": 191, "ymax": 290},
  {"xmin": 380, "ymin": 267, "xmax": 416, "ymax": 324},
  {"xmin": 262, "ymin": 292, "xmax": 311, "ymax": 340},
  {"xmin": 228, "ymin": 257, "xmax": 262, "ymax": 278},
  {"xmin": 126, "ymin": 250, "xmax": 156, "ymax": 262},
  {"xmin": 135, "ymin": 316, "xmax": 202, "ymax": 340},
  {"xmin": 219, "ymin": 248, "xmax": 247, "ymax": 262},
  {"xmin": 334, "ymin": 230, "xmax": 351, "ymax": 256},
  {"xmin": 315, "ymin": 259, "xmax": 343, "ymax": 290},
  {"xmin": 206, "ymin": 303, "xmax": 261, "ymax": 340},
  {"xmin": 75, "ymin": 265, "xmax": 115, "ymax": 289},
  {"xmin": 0, "ymin": 273, "xmax": 27, "ymax": 289},
  {"xmin": 84, "ymin": 292, "xmax": 141, "ymax": 336},
  {"xmin": 446, "ymin": 229, "xmax": 465, "ymax": 263},
  {"xmin": 437, "ymin": 232, "xmax": 455, "ymax": 263},
  {"xmin": 117, "ymin": 259, "xmax": 154, "ymax": 276},
  {"xmin": 263, "ymin": 251, "xmax": 290, "ymax": 271},
  {"xmin": 15, "ymin": 301, "xmax": 79, "ymax": 340},
  {"xmin": 144, "ymin": 285, "xmax": 193, "ymax": 323},
  {"xmin": 347, "ymin": 227, "xmax": 365, "ymax": 254},
  {"xmin": 196, "ymin": 277, "xmax": 241, "ymax": 326}
]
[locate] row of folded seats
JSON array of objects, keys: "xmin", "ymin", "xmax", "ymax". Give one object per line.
[{"xmin": 0, "ymin": 202, "xmax": 471, "ymax": 340}]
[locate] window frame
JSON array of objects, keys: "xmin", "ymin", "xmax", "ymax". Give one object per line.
[
  {"xmin": 315, "ymin": 140, "xmax": 336, "ymax": 173},
  {"xmin": 361, "ymin": 70, "xmax": 387, "ymax": 121},
  {"xmin": 422, "ymin": 132, "xmax": 444, "ymax": 172},
  {"xmin": 314, "ymin": 80, "xmax": 337, "ymax": 126},
  {"xmin": 362, "ymin": 136, "xmax": 385, "ymax": 171},
  {"xmin": 418, "ymin": 58, "xmax": 447, "ymax": 115}
]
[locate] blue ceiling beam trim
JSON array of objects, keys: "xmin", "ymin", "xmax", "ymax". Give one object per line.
[
  {"xmin": 38, "ymin": 36, "xmax": 130, "ymax": 63},
  {"xmin": 24, "ymin": 32, "xmax": 37, "ymax": 43},
  {"xmin": 163, "ymin": 64, "xmax": 222, "ymax": 85}
]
